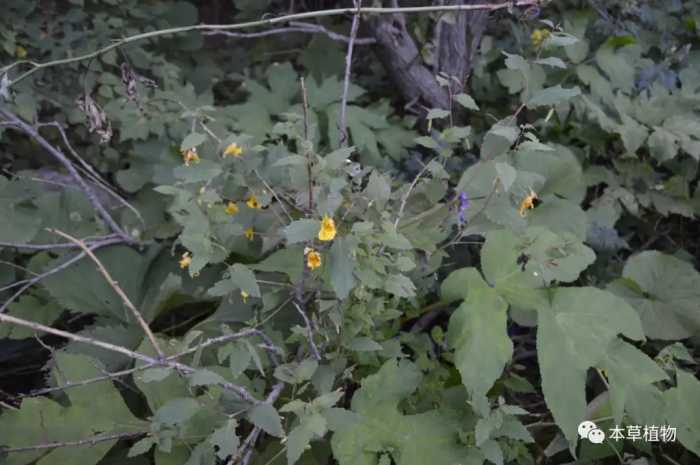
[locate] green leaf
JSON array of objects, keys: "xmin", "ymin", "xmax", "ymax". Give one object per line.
[
  {"xmin": 284, "ymin": 219, "xmax": 321, "ymax": 244},
  {"xmin": 209, "ymin": 263, "xmax": 261, "ymax": 298},
  {"xmin": 481, "ymin": 121, "xmax": 519, "ymax": 158},
  {"xmin": 248, "ymin": 403, "xmax": 284, "ymax": 438},
  {"xmin": 328, "ymin": 237, "xmax": 356, "ymax": 299},
  {"xmin": 454, "ymin": 93, "xmax": 480, "ymax": 111},
  {"xmin": 180, "ymin": 132, "xmax": 207, "ymax": 151},
  {"xmin": 608, "ymin": 251, "xmax": 700, "ymax": 339},
  {"xmin": 209, "ymin": 420, "xmax": 240, "ymax": 460},
  {"xmin": 537, "ymin": 287, "xmax": 644, "ymax": 442},
  {"xmin": 426, "ymin": 108, "xmax": 450, "ymax": 120},
  {"xmin": 664, "ymin": 370, "xmax": 700, "ymax": 457},
  {"xmin": 330, "ymin": 359, "xmax": 483, "ymax": 465},
  {"xmin": 598, "ymin": 339, "xmax": 667, "ymax": 425},
  {"xmin": 385, "ymin": 274, "xmax": 416, "ymax": 298},
  {"xmin": 154, "ymin": 398, "xmax": 201, "ymax": 427},
  {"xmin": 526, "ymin": 85, "xmax": 581, "ymax": 108},
  {"xmin": 365, "ymin": 170, "xmax": 391, "ymax": 210},
  {"xmin": 286, "ymin": 413, "xmax": 327, "ymax": 465},
  {"xmin": 440, "ymin": 267, "xmax": 489, "ymax": 303},
  {"xmin": 0, "ymin": 353, "xmax": 145, "ymax": 465},
  {"xmin": 128, "ymin": 437, "xmax": 155, "ymax": 458},
  {"xmin": 447, "ymin": 287, "xmax": 512, "ymax": 402}
]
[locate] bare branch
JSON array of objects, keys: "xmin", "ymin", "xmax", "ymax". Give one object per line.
[
  {"xmin": 203, "ymin": 23, "xmax": 375, "ymax": 44},
  {"xmin": 0, "ymin": 431, "xmax": 146, "ymax": 454},
  {"xmin": 2, "ymin": 1, "xmax": 539, "ymax": 88},
  {"xmin": 0, "ymin": 109, "xmax": 133, "ymax": 243},
  {"xmin": 0, "ymin": 236, "xmax": 124, "ymax": 314},
  {"xmin": 339, "ymin": 0, "xmax": 362, "ymax": 147},
  {"xmin": 293, "ymin": 302, "xmax": 321, "ymax": 361},
  {"xmin": 50, "ymin": 228, "xmax": 163, "ymax": 359},
  {"xmin": 0, "ymin": 311, "xmax": 259, "ymax": 403}
]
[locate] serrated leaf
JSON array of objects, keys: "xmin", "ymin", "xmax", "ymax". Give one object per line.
[
  {"xmin": 209, "ymin": 263, "xmax": 261, "ymax": 298},
  {"xmin": 330, "ymin": 359, "xmax": 483, "ymax": 465},
  {"xmin": 537, "ymin": 287, "xmax": 644, "ymax": 441},
  {"xmin": 209, "ymin": 420, "xmax": 240, "ymax": 460},
  {"xmin": 328, "ymin": 237, "xmax": 356, "ymax": 299},
  {"xmin": 448, "ymin": 287, "xmax": 512, "ymax": 401},
  {"xmin": 608, "ymin": 251, "xmax": 700, "ymax": 339},
  {"xmin": 248, "ymin": 403, "xmax": 284, "ymax": 437}
]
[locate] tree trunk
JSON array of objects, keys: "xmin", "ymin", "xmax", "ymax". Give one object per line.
[{"xmin": 368, "ymin": 0, "xmax": 492, "ymax": 112}]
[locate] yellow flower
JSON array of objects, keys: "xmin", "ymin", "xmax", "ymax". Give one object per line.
[
  {"xmin": 15, "ymin": 45, "xmax": 27, "ymax": 59},
  {"xmin": 246, "ymin": 194, "xmax": 261, "ymax": 209},
  {"xmin": 306, "ymin": 248, "xmax": 322, "ymax": 270},
  {"xmin": 181, "ymin": 147, "xmax": 200, "ymax": 166},
  {"xmin": 225, "ymin": 201, "xmax": 239, "ymax": 215},
  {"xmin": 518, "ymin": 189, "xmax": 539, "ymax": 217},
  {"xmin": 531, "ymin": 29, "xmax": 551, "ymax": 48},
  {"xmin": 318, "ymin": 214, "xmax": 337, "ymax": 241},
  {"xmin": 223, "ymin": 142, "xmax": 243, "ymax": 157},
  {"xmin": 179, "ymin": 252, "xmax": 192, "ymax": 269},
  {"xmin": 245, "ymin": 227, "xmax": 254, "ymax": 240},
  {"xmin": 241, "ymin": 290, "xmax": 249, "ymax": 303}
]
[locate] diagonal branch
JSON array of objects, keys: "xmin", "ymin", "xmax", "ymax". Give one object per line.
[
  {"xmin": 0, "ymin": 431, "xmax": 146, "ymax": 454},
  {"xmin": 50, "ymin": 228, "xmax": 163, "ymax": 359},
  {"xmin": 0, "ymin": 109, "xmax": 133, "ymax": 243},
  {"xmin": 339, "ymin": 0, "xmax": 363, "ymax": 146},
  {"xmin": 0, "ymin": 311, "xmax": 259, "ymax": 403}
]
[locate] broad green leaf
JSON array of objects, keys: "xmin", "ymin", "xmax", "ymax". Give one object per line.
[
  {"xmin": 42, "ymin": 246, "xmax": 150, "ymax": 322},
  {"xmin": 330, "ymin": 359, "xmax": 483, "ymax": 465},
  {"xmin": 209, "ymin": 420, "xmax": 240, "ymax": 460},
  {"xmin": 248, "ymin": 403, "xmax": 284, "ymax": 438},
  {"xmin": 537, "ymin": 287, "xmax": 644, "ymax": 441},
  {"xmin": 328, "ymin": 237, "xmax": 356, "ymax": 299},
  {"xmin": 209, "ymin": 263, "xmax": 261, "ymax": 298},
  {"xmin": 154, "ymin": 398, "xmax": 201, "ymax": 427},
  {"xmin": 440, "ymin": 267, "xmax": 489, "ymax": 303},
  {"xmin": 454, "ymin": 93, "xmax": 480, "ymax": 111},
  {"xmin": 664, "ymin": 371, "xmax": 700, "ymax": 457},
  {"xmin": 284, "ymin": 219, "xmax": 321, "ymax": 244},
  {"xmin": 286, "ymin": 413, "xmax": 327, "ymax": 465},
  {"xmin": 447, "ymin": 287, "xmax": 512, "ymax": 402},
  {"xmin": 608, "ymin": 251, "xmax": 700, "ymax": 339},
  {"xmin": 0, "ymin": 353, "xmax": 145, "ymax": 465},
  {"xmin": 180, "ymin": 132, "xmax": 206, "ymax": 151},
  {"xmin": 598, "ymin": 339, "xmax": 667, "ymax": 425}
]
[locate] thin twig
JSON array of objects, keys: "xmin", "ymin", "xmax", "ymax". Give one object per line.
[
  {"xmin": 0, "ymin": 236, "xmax": 124, "ymax": 313},
  {"xmin": 253, "ymin": 169, "xmax": 293, "ymax": 223},
  {"xmin": 293, "ymin": 302, "xmax": 321, "ymax": 361},
  {"xmin": 0, "ymin": 234, "xmax": 118, "ymax": 251},
  {"xmin": 204, "ymin": 22, "xmax": 375, "ymax": 44},
  {"xmin": 38, "ymin": 121, "xmax": 144, "ymax": 225},
  {"xmin": 0, "ymin": 431, "xmax": 146, "ymax": 454},
  {"xmin": 394, "ymin": 159, "xmax": 432, "ymax": 229},
  {"xmin": 20, "ymin": 328, "xmax": 281, "ymax": 399},
  {"xmin": 339, "ymin": 0, "xmax": 362, "ymax": 146},
  {"xmin": 0, "ymin": 311, "xmax": 259, "ymax": 403},
  {"xmin": 50, "ymin": 228, "xmax": 163, "ymax": 359},
  {"xmin": 0, "ymin": 109, "xmax": 132, "ymax": 243},
  {"xmin": 3, "ymin": 1, "xmax": 540, "ymax": 88}
]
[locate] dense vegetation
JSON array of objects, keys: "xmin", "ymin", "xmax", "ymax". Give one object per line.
[{"xmin": 1, "ymin": 1, "xmax": 700, "ymax": 464}]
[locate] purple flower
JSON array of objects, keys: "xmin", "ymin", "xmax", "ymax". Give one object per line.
[{"xmin": 458, "ymin": 191, "xmax": 470, "ymax": 226}]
